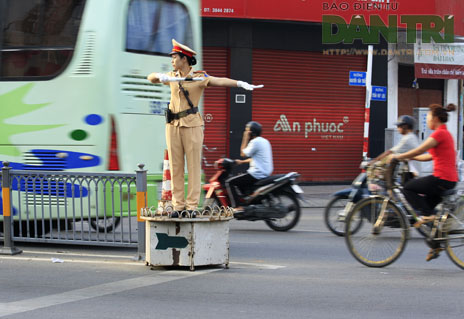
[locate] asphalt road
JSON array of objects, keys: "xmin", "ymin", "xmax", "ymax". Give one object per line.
[{"xmin": 1, "ymin": 205, "xmax": 464, "ymax": 319}]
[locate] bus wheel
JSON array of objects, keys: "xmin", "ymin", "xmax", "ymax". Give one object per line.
[{"xmin": 90, "ymin": 217, "xmax": 121, "ymax": 233}]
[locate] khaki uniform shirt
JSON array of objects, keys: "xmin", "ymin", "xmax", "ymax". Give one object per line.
[{"xmin": 165, "ymin": 69, "xmax": 210, "ymax": 127}]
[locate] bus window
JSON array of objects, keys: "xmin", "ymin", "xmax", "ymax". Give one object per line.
[
  {"xmin": 0, "ymin": 0, "xmax": 85, "ymax": 79},
  {"xmin": 126, "ymin": 0, "xmax": 193, "ymax": 56}
]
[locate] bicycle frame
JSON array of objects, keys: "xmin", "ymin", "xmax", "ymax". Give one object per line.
[{"xmin": 370, "ymin": 186, "xmax": 464, "ymax": 243}]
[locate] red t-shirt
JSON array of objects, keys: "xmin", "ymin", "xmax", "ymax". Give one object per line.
[{"xmin": 429, "ymin": 124, "xmax": 458, "ymax": 182}]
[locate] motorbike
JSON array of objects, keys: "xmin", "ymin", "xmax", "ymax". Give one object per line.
[
  {"xmin": 202, "ymin": 158, "xmax": 304, "ymax": 231},
  {"xmin": 325, "ymin": 158, "xmax": 426, "ymax": 237},
  {"xmin": 324, "ymin": 160, "xmax": 370, "ymax": 236}
]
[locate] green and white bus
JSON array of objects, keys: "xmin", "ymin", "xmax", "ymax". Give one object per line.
[{"xmin": 0, "ymin": 0, "xmax": 202, "ymax": 222}]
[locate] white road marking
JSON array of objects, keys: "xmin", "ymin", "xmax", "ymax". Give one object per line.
[
  {"xmin": 0, "ymin": 269, "xmax": 219, "ymax": 318},
  {"xmin": 229, "ymin": 262, "xmax": 286, "ymax": 269},
  {"xmin": 1, "ymin": 255, "xmax": 286, "ymax": 270},
  {"xmin": 0, "ymin": 256, "xmax": 144, "ymax": 266},
  {"xmin": 21, "ymin": 250, "xmax": 133, "ymax": 259}
]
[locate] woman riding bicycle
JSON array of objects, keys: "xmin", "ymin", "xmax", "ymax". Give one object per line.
[{"xmin": 391, "ymin": 103, "xmax": 458, "ymax": 261}]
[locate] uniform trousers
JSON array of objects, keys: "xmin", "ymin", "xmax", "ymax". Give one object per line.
[
  {"xmin": 402, "ymin": 175, "xmax": 456, "ymax": 216},
  {"xmin": 166, "ymin": 124, "xmax": 203, "ymax": 211}
]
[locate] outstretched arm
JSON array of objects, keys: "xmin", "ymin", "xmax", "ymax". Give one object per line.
[
  {"xmin": 147, "ymin": 72, "xmax": 170, "ymax": 84},
  {"xmin": 208, "ymin": 76, "xmax": 237, "ymax": 87},
  {"xmin": 412, "ymin": 154, "xmax": 433, "ymax": 162},
  {"xmin": 208, "ymin": 76, "xmax": 263, "ymax": 90},
  {"xmin": 394, "ymin": 137, "xmax": 437, "ymax": 161},
  {"xmin": 369, "ymin": 149, "xmax": 393, "ymax": 165}
]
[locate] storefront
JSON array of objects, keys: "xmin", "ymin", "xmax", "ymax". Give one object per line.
[
  {"xmin": 201, "ymin": 0, "xmax": 463, "ymax": 182},
  {"xmin": 201, "ymin": 20, "xmax": 381, "ymax": 182},
  {"xmin": 251, "ymin": 50, "xmax": 367, "ymax": 181}
]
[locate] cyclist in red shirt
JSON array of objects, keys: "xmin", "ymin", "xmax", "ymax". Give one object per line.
[{"xmin": 392, "ymin": 103, "xmax": 458, "ymax": 261}]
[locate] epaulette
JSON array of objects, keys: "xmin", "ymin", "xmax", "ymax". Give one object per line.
[{"xmin": 194, "ymin": 70, "xmax": 209, "ymax": 77}]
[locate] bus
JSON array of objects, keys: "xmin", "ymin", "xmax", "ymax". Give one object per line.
[{"xmin": 0, "ymin": 0, "xmax": 202, "ymax": 230}]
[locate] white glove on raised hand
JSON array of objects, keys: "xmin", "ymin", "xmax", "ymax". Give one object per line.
[
  {"xmin": 237, "ymin": 81, "xmax": 264, "ymax": 91},
  {"xmin": 155, "ymin": 73, "xmax": 171, "ymax": 83}
]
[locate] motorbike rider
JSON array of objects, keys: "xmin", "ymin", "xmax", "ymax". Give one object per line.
[
  {"xmin": 225, "ymin": 121, "xmax": 273, "ymax": 212},
  {"xmin": 366, "ymin": 115, "xmax": 420, "ymax": 191},
  {"xmin": 369, "ymin": 115, "xmax": 420, "ymax": 175}
]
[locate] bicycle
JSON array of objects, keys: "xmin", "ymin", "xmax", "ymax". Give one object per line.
[{"xmin": 344, "ymin": 158, "xmax": 464, "ymax": 269}]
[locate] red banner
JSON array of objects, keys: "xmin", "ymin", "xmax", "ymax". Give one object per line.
[
  {"xmin": 201, "ymin": 0, "xmax": 464, "ymax": 36},
  {"xmin": 415, "ymin": 63, "xmax": 464, "ymax": 79},
  {"xmin": 414, "ymin": 43, "xmax": 464, "ymax": 79}
]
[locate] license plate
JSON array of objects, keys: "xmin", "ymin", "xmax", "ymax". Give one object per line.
[{"xmin": 291, "ymin": 184, "xmax": 304, "ymax": 194}]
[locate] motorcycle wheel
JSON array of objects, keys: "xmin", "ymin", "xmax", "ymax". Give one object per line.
[
  {"xmin": 324, "ymin": 195, "xmax": 351, "ymax": 236},
  {"xmin": 324, "ymin": 195, "xmax": 363, "ymax": 237},
  {"xmin": 90, "ymin": 217, "xmax": 121, "ymax": 233},
  {"xmin": 265, "ymin": 192, "xmax": 301, "ymax": 232}
]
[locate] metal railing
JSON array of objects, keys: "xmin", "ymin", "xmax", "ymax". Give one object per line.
[{"xmin": 1, "ymin": 163, "xmax": 148, "ymax": 253}]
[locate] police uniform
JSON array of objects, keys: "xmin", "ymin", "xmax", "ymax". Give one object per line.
[{"xmin": 164, "ymin": 40, "xmax": 210, "ymax": 211}]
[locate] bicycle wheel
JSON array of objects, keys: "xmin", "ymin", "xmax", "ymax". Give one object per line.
[
  {"xmin": 345, "ymin": 196, "xmax": 409, "ymax": 267},
  {"xmin": 445, "ymin": 200, "xmax": 464, "ymax": 269}
]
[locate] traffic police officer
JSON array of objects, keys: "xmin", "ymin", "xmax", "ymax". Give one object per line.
[{"xmin": 147, "ymin": 39, "xmax": 263, "ymax": 214}]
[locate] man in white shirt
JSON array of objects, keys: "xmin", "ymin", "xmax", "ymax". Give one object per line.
[
  {"xmin": 225, "ymin": 121, "xmax": 273, "ymax": 210},
  {"xmin": 370, "ymin": 115, "xmax": 420, "ymax": 174}
]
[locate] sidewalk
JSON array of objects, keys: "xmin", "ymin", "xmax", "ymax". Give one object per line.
[{"xmin": 300, "ymin": 184, "xmax": 350, "ymax": 208}]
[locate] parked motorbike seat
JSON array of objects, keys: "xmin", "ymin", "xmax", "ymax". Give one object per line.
[{"xmin": 254, "ymin": 174, "xmax": 286, "ymax": 186}]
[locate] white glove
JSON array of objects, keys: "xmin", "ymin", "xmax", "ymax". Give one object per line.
[
  {"xmin": 237, "ymin": 80, "xmax": 264, "ymax": 91},
  {"xmin": 155, "ymin": 73, "xmax": 171, "ymax": 83}
]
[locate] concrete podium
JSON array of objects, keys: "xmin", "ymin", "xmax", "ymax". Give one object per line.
[{"xmin": 143, "ymin": 216, "xmax": 232, "ymax": 271}]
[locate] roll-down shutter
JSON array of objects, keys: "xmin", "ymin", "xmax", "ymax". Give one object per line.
[
  {"xmin": 252, "ymin": 49, "xmax": 367, "ymax": 182},
  {"xmin": 202, "ymin": 47, "xmax": 229, "ymax": 179}
]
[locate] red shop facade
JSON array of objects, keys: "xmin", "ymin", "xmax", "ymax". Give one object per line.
[{"xmin": 201, "ymin": 0, "xmax": 463, "ymax": 182}]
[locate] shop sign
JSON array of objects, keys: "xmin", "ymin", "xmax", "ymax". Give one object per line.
[
  {"xmin": 414, "ymin": 42, "xmax": 464, "ymax": 79},
  {"xmin": 273, "ymin": 114, "xmax": 349, "ymax": 140}
]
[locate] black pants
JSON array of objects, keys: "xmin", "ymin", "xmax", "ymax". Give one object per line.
[
  {"xmin": 225, "ymin": 173, "xmax": 258, "ymax": 207},
  {"xmin": 403, "ymin": 175, "xmax": 456, "ymax": 216}
]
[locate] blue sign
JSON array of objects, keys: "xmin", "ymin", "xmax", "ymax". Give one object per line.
[
  {"xmin": 371, "ymin": 86, "xmax": 387, "ymax": 101},
  {"xmin": 349, "ymin": 71, "xmax": 366, "ymax": 86}
]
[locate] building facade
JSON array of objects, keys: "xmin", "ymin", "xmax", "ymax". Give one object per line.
[{"xmin": 201, "ymin": 0, "xmax": 464, "ymax": 182}]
